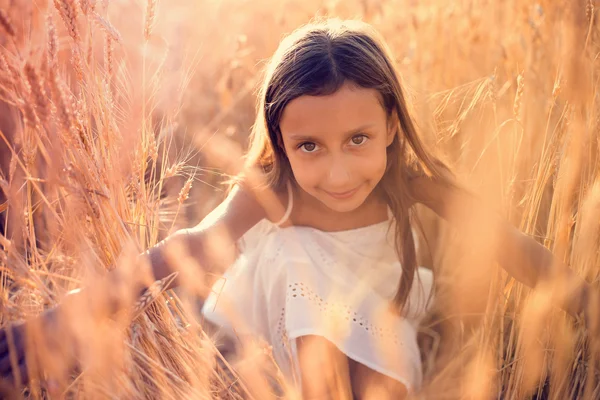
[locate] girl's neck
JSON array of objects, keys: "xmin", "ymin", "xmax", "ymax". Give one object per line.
[{"xmin": 286, "ymin": 183, "xmax": 389, "ymax": 232}]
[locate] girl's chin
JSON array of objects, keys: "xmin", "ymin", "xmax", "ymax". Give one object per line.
[
  {"xmin": 324, "ymin": 203, "xmax": 363, "ymax": 213},
  {"xmin": 300, "ymin": 184, "xmax": 373, "ymax": 213},
  {"xmin": 317, "ymin": 194, "xmax": 369, "ymax": 213}
]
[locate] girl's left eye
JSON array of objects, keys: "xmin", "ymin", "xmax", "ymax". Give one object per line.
[{"xmin": 350, "ymin": 135, "xmax": 368, "ymax": 146}]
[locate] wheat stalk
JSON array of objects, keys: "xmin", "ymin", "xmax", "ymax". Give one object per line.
[
  {"xmin": 0, "ymin": 9, "xmax": 15, "ymax": 37},
  {"xmin": 144, "ymin": 0, "xmax": 158, "ymax": 41},
  {"xmin": 53, "ymin": 0, "xmax": 81, "ymax": 44},
  {"xmin": 46, "ymin": 15, "xmax": 58, "ymax": 70},
  {"xmin": 24, "ymin": 64, "xmax": 50, "ymax": 125},
  {"xmin": 131, "ymin": 272, "xmax": 179, "ymax": 320},
  {"xmin": 178, "ymin": 177, "xmax": 193, "ymax": 205},
  {"xmin": 79, "ymin": 0, "xmax": 96, "ymax": 16},
  {"xmin": 513, "ymin": 72, "xmax": 525, "ymax": 122},
  {"xmin": 91, "ymin": 11, "xmax": 123, "ymax": 44}
]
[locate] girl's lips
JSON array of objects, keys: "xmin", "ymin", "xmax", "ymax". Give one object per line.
[{"xmin": 324, "ymin": 186, "xmax": 360, "ymax": 199}]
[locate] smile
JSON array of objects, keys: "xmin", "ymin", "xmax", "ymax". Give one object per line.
[{"xmin": 324, "ymin": 186, "xmax": 361, "ymax": 199}]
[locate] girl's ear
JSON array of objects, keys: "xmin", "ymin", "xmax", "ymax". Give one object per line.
[{"xmin": 386, "ymin": 112, "xmax": 399, "ymax": 146}]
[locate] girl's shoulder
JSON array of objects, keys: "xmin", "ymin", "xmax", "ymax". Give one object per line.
[
  {"xmin": 190, "ymin": 179, "xmax": 290, "ymax": 243},
  {"xmin": 409, "ymin": 175, "xmax": 455, "ymax": 217},
  {"xmin": 409, "ymin": 175, "xmax": 483, "ymax": 227}
]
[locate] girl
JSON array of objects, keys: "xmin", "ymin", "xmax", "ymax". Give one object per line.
[{"xmin": 0, "ymin": 18, "xmax": 593, "ymax": 399}]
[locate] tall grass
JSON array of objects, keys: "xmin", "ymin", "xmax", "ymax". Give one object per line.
[{"xmin": 0, "ymin": 0, "xmax": 598, "ymax": 399}]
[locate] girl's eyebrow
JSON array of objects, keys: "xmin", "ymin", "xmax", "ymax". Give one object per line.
[{"xmin": 287, "ymin": 123, "xmax": 377, "ymax": 141}]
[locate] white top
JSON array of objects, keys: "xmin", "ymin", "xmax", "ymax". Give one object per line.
[{"xmin": 201, "ymin": 184, "xmax": 433, "ymax": 393}]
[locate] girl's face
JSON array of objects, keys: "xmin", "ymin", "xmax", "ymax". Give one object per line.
[{"xmin": 279, "ymin": 82, "xmax": 395, "ymax": 213}]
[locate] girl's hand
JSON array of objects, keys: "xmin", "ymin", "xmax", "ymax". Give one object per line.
[
  {"xmin": 0, "ymin": 302, "xmax": 82, "ymax": 392},
  {"xmin": 0, "ymin": 270, "xmax": 179, "ymax": 392},
  {"xmin": 0, "ymin": 307, "xmax": 75, "ymax": 390},
  {"xmin": 580, "ymin": 285, "xmax": 600, "ymax": 338},
  {"xmin": 0, "ymin": 319, "xmax": 30, "ymax": 388}
]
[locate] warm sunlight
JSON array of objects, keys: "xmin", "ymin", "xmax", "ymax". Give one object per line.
[{"xmin": 0, "ymin": 1, "xmax": 598, "ymax": 399}]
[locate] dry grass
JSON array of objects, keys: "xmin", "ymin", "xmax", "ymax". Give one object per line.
[{"xmin": 0, "ymin": 0, "xmax": 599, "ymax": 399}]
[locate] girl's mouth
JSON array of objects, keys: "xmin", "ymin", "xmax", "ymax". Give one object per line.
[{"xmin": 324, "ymin": 186, "xmax": 361, "ymax": 199}]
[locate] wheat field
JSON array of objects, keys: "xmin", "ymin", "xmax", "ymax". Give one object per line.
[{"xmin": 0, "ymin": 0, "xmax": 599, "ymax": 398}]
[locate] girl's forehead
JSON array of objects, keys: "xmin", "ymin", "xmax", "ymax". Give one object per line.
[{"xmin": 279, "ymin": 84, "xmax": 387, "ymax": 137}]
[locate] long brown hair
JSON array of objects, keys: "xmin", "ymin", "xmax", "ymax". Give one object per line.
[{"xmin": 243, "ymin": 18, "xmax": 454, "ymax": 315}]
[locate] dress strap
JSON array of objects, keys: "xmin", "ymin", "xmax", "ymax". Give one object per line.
[{"xmin": 274, "ymin": 181, "xmax": 294, "ymax": 227}]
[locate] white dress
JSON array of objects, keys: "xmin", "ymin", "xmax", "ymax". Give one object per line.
[{"xmin": 201, "ymin": 188, "xmax": 433, "ymax": 393}]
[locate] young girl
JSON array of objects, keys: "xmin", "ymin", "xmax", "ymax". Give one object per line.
[
  {"xmin": 199, "ymin": 18, "xmax": 446, "ymax": 398},
  {"xmin": 0, "ymin": 18, "xmax": 593, "ymax": 399}
]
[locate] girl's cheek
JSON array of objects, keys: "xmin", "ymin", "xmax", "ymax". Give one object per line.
[
  {"xmin": 359, "ymin": 149, "xmax": 388, "ymax": 166},
  {"xmin": 288, "ymin": 157, "xmax": 318, "ymax": 183},
  {"xmin": 363, "ymin": 154, "xmax": 388, "ymax": 183}
]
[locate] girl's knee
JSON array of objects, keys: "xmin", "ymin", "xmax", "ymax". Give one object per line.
[{"xmin": 349, "ymin": 358, "xmax": 409, "ymax": 400}]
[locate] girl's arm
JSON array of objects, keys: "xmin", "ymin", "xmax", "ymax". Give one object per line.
[
  {"xmin": 410, "ymin": 176, "xmax": 591, "ymax": 318},
  {"xmin": 0, "ymin": 177, "xmax": 288, "ymax": 386},
  {"xmin": 137, "ymin": 183, "xmax": 268, "ymax": 295},
  {"xmin": 42, "ymin": 182, "xmax": 271, "ymax": 321},
  {"xmin": 108, "ymin": 178, "xmax": 292, "ymax": 316}
]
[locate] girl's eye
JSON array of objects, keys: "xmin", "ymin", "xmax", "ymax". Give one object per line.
[
  {"xmin": 299, "ymin": 142, "xmax": 318, "ymax": 152},
  {"xmin": 350, "ymin": 135, "xmax": 368, "ymax": 146}
]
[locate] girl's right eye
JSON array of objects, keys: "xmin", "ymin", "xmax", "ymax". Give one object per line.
[{"xmin": 299, "ymin": 142, "xmax": 319, "ymax": 153}]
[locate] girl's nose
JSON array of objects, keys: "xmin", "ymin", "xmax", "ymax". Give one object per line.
[{"xmin": 326, "ymin": 158, "xmax": 351, "ymax": 187}]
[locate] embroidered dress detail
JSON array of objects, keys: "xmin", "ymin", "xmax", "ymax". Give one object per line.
[{"xmin": 202, "ymin": 186, "xmax": 433, "ymax": 393}]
